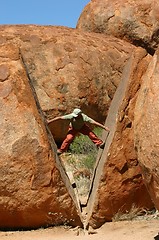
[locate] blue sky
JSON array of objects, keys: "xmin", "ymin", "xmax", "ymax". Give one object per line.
[{"xmin": 0, "ymin": 0, "xmax": 90, "ymax": 28}]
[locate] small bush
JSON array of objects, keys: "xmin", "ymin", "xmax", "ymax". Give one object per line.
[
  {"xmin": 62, "ymin": 127, "xmax": 103, "ymax": 199},
  {"xmin": 68, "ymin": 127, "xmax": 102, "ymax": 171}
]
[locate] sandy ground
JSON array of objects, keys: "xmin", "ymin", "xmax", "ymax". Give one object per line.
[{"xmin": 0, "ymin": 219, "xmax": 159, "ymax": 240}]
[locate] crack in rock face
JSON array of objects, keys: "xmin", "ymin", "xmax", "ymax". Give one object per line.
[{"xmin": 0, "ymin": 25, "xmax": 155, "ymax": 230}]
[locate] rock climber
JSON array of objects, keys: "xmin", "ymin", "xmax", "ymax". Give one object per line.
[{"xmin": 47, "ymin": 108, "xmax": 110, "ymax": 155}]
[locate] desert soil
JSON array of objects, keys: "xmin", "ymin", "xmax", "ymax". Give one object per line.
[{"xmin": 0, "ymin": 219, "xmax": 159, "ymax": 240}]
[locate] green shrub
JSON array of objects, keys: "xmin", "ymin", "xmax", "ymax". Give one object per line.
[{"xmin": 68, "ymin": 127, "xmax": 102, "ymax": 171}]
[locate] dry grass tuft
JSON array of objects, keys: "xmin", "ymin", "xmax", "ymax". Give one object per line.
[{"xmin": 112, "ymin": 204, "xmax": 147, "ymax": 222}]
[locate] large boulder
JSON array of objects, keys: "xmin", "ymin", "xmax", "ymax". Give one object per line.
[
  {"xmin": 86, "ymin": 48, "xmax": 154, "ymax": 229},
  {"xmin": 0, "ymin": 43, "xmax": 82, "ymax": 229},
  {"xmin": 0, "ymin": 25, "xmax": 155, "ymax": 230},
  {"xmin": 77, "ymin": 0, "xmax": 159, "ymax": 54},
  {"xmin": 134, "ymin": 48, "xmax": 159, "ymax": 211},
  {"xmin": 0, "ymin": 25, "xmax": 135, "ymax": 142}
]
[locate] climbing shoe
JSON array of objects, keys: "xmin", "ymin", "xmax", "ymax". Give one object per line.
[{"xmin": 99, "ymin": 142, "xmax": 105, "ymax": 149}]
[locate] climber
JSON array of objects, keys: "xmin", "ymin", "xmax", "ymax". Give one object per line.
[{"xmin": 47, "ymin": 108, "xmax": 110, "ymax": 155}]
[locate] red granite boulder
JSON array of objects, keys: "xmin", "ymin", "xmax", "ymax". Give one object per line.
[
  {"xmin": 0, "ymin": 43, "xmax": 82, "ymax": 229},
  {"xmin": 0, "ymin": 25, "xmax": 135, "ymax": 142},
  {"xmin": 0, "ymin": 25, "xmax": 155, "ymax": 230},
  {"xmin": 77, "ymin": 0, "xmax": 159, "ymax": 54},
  {"xmin": 86, "ymin": 48, "xmax": 154, "ymax": 229},
  {"xmin": 134, "ymin": 48, "xmax": 159, "ymax": 211}
]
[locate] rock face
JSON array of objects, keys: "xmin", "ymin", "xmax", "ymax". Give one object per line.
[
  {"xmin": 0, "ymin": 24, "xmax": 155, "ymax": 230},
  {"xmin": 134, "ymin": 48, "xmax": 159, "ymax": 211},
  {"xmin": 86, "ymin": 48, "xmax": 154, "ymax": 229},
  {"xmin": 0, "ymin": 25, "xmax": 135, "ymax": 142},
  {"xmin": 0, "ymin": 43, "xmax": 82, "ymax": 229},
  {"xmin": 77, "ymin": 0, "xmax": 159, "ymax": 54}
]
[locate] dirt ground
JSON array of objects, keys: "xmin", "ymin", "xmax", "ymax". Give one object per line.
[{"xmin": 0, "ymin": 219, "xmax": 159, "ymax": 240}]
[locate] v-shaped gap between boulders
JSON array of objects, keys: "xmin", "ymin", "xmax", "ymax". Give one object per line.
[{"xmin": 20, "ymin": 47, "xmax": 150, "ymax": 229}]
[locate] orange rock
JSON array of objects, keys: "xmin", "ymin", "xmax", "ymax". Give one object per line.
[
  {"xmin": 86, "ymin": 48, "xmax": 154, "ymax": 229},
  {"xmin": 0, "ymin": 25, "xmax": 155, "ymax": 230},
  {"xmin": 77, "ymin": 0, "xmax": 159, "ymax": 54},
  {"xmin": 0, "ymin": 25, "xmax": 135, "ymax": 142},
  {"xmin": 134, "ymin": 48, "xmax": 159, "ymax": 211},
  {"xmin": 0, "ymin": 43, "xmax": 82, "ymax": 229}
]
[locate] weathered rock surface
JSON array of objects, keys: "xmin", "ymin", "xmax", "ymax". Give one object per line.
[
  {"xmin": 134, "ymin": 48, "xmax": 159, "ymax": 211},
  {"xmin": 77, "ymin": 0, "xmax": 159, "ymax": 54},
  {"xmin": 0, "ymin": 43, "xmax": 82, "ymax": 229},
  {"xmin": 0, "ymin": 25, "xmax": 155, "ymax": 230},
  {"xmin": 86, "ymin": 48, "xmax": 154, "ymax": 229},
  {"xmin": 0, "ymin": 25, "xmax": 136, "ymax": 142}
]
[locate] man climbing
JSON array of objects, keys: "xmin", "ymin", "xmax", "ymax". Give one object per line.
[{"xmin": 47, "ymin": 108, "xmax": 110, "ymax": 155}]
